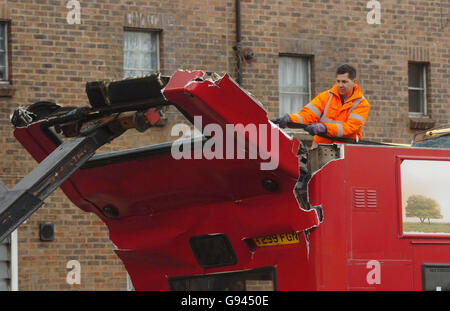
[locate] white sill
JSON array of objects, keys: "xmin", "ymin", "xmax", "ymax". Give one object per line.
[
  {"xmin": 0, "ymin": 82, "xmax": 15, "ymax": 97},
  {"xmin": 408, "ymin": 113, "xmax": 428, "ymax": 118}
]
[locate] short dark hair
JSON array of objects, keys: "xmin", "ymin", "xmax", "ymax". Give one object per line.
[{"xmin": 336, "ymin": 64, "xmax": 356, "ymax": 79}]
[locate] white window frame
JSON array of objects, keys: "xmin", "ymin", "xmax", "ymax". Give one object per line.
[
  {"xmin": 0, "ymin": 21, "xmax": 8, "ymax": 83},
  {"xmin": 278, "ymin": 55, "xmax": 312, "ymax": 117},
  {"xmin": 408, "ymin": 62, "xmax": 428, "ymax": 116},
  {"xmin": 123, "ymin": 29, "xmax": 160, "ymax": 79},
  {"xmin": 1, "ymin": 230, "xmax": 18, "ymax": 291},
  {"xmin": 10, "ymin": 230, "xmax": 18, "ymax": 291}
]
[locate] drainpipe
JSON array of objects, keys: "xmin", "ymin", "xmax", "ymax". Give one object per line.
[{"xmin": 235, "ymin": 0, "xmax": 242, "ymax": 85}]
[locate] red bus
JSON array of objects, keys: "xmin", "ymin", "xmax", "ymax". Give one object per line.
[{"xmin": 8, "ymin": 70, "xmax": 450, "ymax": 290}]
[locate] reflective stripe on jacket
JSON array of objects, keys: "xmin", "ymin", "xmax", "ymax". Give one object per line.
[{"xmin": 288, "ymin": 84, "xmax": 370, "ymax": 146}]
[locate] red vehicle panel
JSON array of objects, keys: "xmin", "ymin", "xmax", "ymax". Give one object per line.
[{"xmin": 308, "ymin": 145, "xmax": 450, "ymax": 290}]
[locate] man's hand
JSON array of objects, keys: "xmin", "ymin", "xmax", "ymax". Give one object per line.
[
  {"xmin": 305, "ymin": 123, "xmax": 326, "ymax": 135},
  {"xmin": 275, "ymin": 114, "xmax": 290, "ymax": 128}
]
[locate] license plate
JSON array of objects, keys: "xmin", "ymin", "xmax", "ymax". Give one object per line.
[{"xmin": 252, "ymin": 232, "xmax": 300, "ymax": 247}]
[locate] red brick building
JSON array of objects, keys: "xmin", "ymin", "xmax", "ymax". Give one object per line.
[{"xmin": 0, "ymin": 0, "xmax": 448, "ymax": 290}]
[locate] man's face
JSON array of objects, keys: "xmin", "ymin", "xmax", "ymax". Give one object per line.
[{"xmin": 336, "ymin": 73, "xmax": 356, "ymax": 98}]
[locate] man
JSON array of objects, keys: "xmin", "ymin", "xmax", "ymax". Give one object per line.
[{"xmin": 277, "ymin": 64, "xmax": 370, "ymax": 148}]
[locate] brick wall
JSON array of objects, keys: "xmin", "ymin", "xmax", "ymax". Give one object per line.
[{"xmin": 0, "ymin": 0, "xmax": 448, "ymax": 290}]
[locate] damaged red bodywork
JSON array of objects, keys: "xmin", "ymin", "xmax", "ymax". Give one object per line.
[{"xmin": 13, "ymin": 71, "xmax": 320, "ymax": 290}]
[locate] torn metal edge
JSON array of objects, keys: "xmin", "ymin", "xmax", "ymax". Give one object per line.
[
  {"xmin": 177, "ymin": 70, "xmax": 268, "ymax": 114},
  {"xmin": 300, "ymin": 144, "xmax": 345, "ymax": 223}
]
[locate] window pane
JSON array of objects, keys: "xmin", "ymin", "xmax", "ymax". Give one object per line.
[
  {"xmin": 279, "ymin": 93, "xmax": 309, "ymax": 116},
  {"xmin": 278, "ymin": 93, "xmax": 290, "ymax": 116},
  {"xmin": 279, "ymin": 57, "xmax": 309, "ymax": 92},
  {"xmin": 279, "ymin": 56, "xmax": 310, "ymax": 116},
  {"xmin": 123, "ymin": 31, "xmax": 158, "ymax": 78},
  {"xmin": 0, "ymin": 245, "xmax": 9, "ymax": 261},
  {"xmin": 401, "ymin": 160, "xmax": 450, "ymax": 237},
  {"xmin": 278, "ymin": 58, "xmax": 287, "ymax": 87},
  {"xmin": 295, "ymin": 58, "xmax": 309, "ymax": 92},
  {"xmin": 0, "ymin": 23, "xmax": 5, "ymax": 81},
  {"xmin": 409, "ymin": 89, "xmax": 424, "ymax": 113},
  {"xmin": 0, "ymin": 262, "xmax": 8, "ymax": 279},
  {"xmin": 408, "ymin": 63, "xmax": 424, "ymax": 88},
  {"xmin": 0, "ymin": 279, "xmax": 9, "ymax": 291},
  {"xmin": 0, "ymin": 233, "xmax": 14, "ymax": 292}
]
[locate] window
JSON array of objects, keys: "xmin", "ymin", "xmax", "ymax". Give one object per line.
[
  {"xmin": 123, "ymin": 30, "xmax": 159, "ymax": 78},
  {"xmin": 278, "ymin": 56, "xmax": 311, "ymax": 117},
  {"xmin": 408, "ymin": 62, "xmax": 428, "ymax": 115},
  {"xmin": 400, "ymin": 159, "xmax": 450, "ymax": 237},
  {"xmin": 0, "ymin": 21, "xmax": 8, "ymax": 81},
  {"xmin": 0, "ymin": 231, "xmax": 18, "ymax": 291}
]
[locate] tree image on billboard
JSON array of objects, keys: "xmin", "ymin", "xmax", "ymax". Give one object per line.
[{"xmin": 401, "ymin": 160, "xmax": 450, "ymax": 235}]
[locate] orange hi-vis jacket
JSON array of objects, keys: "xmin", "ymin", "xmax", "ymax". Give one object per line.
[{"xmin": 288, "ymin": 84, "xmax": 370, "ymax": 148}]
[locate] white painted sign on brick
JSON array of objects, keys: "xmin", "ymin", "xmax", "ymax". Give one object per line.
[{"xmin": 66, "ymin": 0, "xmax": 81, "ymax": 25}]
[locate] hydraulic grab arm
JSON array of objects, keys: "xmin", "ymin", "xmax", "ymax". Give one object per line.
[
  {"xmin": 0, "ymin": 74, "xmax": 169, "ymax": 242},
  {"xmin": 0, "ymin": 127, "xmax": 110, "ymax": 241}
]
